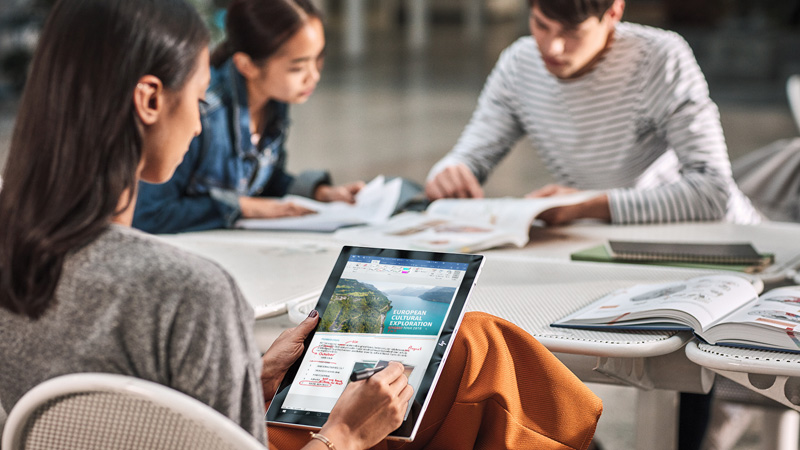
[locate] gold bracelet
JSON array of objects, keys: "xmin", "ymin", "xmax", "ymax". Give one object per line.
[{"xmin": 309, "ymin": 431, "xmax": 337, "ymax": 450}]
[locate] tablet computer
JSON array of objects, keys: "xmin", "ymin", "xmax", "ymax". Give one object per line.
[{"xmin": 265, "ymin": 246, "xmax": 484, "ymax": 441}]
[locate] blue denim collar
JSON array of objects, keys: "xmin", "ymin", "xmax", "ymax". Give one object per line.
[{"xmin": 207, "ymin": 59, "xmax": 289, "ymax": 159}]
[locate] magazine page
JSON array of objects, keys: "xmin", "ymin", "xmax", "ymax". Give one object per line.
[
  {"xmin": 553, "ymin": 274, "xmax": 759, "ymax": 331},
  {"xmin": 234, "ymin": 175, "xmax": 402, "ymax": 231},
  {"xmin": 426, "ymin": 191, "xmax": 604, "ymax": 231},
  {"xmin": 333, "ymin": 211, "xmax": 525, "ymax": 252},
  {"xmin": 334, "ymin": 191, "xmax": 604, "ymax": 252},
  {"xmin": 700, "ymin": 285, "xmax": 800, "ymax": 350}
]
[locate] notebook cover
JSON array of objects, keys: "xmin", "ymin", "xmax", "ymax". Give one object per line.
[
  {"xmin": 571, "ymin": 245, "xmax": 772, "ymax": 274},
  {"xmin": 606, "ymin": 240, "xmax": 769, "ymax": 265}
]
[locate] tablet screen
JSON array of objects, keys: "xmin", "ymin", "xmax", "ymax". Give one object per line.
[{"xmin": 266, "ymin": 246, "xmax": 484, "ymax": 441}]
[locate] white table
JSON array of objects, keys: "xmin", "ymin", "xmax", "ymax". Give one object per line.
[
  {"xmin": 685, "ymin": 342, "xmax": 800, "ymax": 449},
  {"xmin": 159, "ymin": 220, "xmax": 800, "ymax": 450}
]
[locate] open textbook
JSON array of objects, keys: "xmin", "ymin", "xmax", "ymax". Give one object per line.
[
  {"xmin": 334, "ymin": 191, "xmax": 602, "ymax": 252},
  {"xmin": 553, "ymin": 273, "xmax": 800, "ymax": 353},
  {"xmin": 234, "ymin": 175, "xmax": 403, "ymax": 232}
]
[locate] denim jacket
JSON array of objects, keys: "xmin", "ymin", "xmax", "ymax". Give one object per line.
[{"xmin": 132, "ymin": 60, "xmax": 330, "ymax": 234}]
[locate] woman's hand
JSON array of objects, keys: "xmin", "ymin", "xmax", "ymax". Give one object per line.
[
  {"xmin": 314, "ymin": 181, "xmax": 365, "ymax": 204},
  {"xmin": 239, "ymin": 196, "xmax": 315, "ymax": 218},
  {"xmin": 260, "ymin": 311, "xmax": 319, "ymax": 401},
  {"xmin": 312, "ymin": 362, "xmax": 414, "ymax": 450}
]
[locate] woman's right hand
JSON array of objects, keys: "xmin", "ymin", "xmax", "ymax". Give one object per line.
[
  {"xmin": 310, "ymin": 362, "xmax": 413, "ymax": 450},
  {"xmin": 238, "ymin": 196, "xmax": 315, "ymax": 218}
]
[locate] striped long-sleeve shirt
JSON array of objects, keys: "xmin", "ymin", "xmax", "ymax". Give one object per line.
[{"xmin": 429, "ymin": 23, "xmax": 761, "ymax": 225}]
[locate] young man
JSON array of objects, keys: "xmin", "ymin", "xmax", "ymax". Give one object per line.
[{"xmin": 425, "ymin": 0, "xmax": 760, "ymax": 226}]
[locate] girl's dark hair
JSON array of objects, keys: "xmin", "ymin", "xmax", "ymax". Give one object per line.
[
  {"xmin": 529, "ymin": 0, "xmax": 617, "ymax": 26},
  {"xmin": 210, "ymin": 0, "xmax": 321, "ymax": 67},
  {"xmin": 0, "ymin": 0, "xmax": 209, "ymax": 319}
]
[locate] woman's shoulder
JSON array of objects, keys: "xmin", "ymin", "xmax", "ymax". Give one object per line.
[{"xmin": 81, "ymin": 225, "xmax": 237, "ymax": 296}]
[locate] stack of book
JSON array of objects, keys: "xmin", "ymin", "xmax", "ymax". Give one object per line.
[{"xmin": 571, "ymin": 240, "xmax": 774, "ymax": 273}]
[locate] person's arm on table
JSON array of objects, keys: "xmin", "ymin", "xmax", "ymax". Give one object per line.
[
  {"xmin": 134, "ymin": 140, "xmax": 318, "ymax": 232},
  {"xmin": 314, "ymin": 181, "xmax": 365, "ymax": 204},
  {"xmin": 426, "ymin": 44, "xmax": 526, "ymax": 200},
  {"xmin": 605, "ymin": 35, "xmax": 736, "ymax": 225},
  {"xmin": 274, "ymin": 167, "xmax": 365, "ymax": 204},
  {"xmin": 239, "ymin": 196, "xmax": 314, "ymax": 219},
  {"xmin": 527, "ymin": 184, "xmax": 611, "ymax": 225}
]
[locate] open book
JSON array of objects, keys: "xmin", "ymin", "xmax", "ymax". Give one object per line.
[
  {"xmin": 334, "ymin": 191, "xmax": 602, "ymax": 252},
  {"xmin": 234, "ymin": 175, "xmax": 403, "ymax": 232},
  {"xmin": 553, "ymin": 273, "xmax": 800, "ymax": 353}
]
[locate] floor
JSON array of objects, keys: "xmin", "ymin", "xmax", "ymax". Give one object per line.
[{"xmin": 1, "ymin": 8, "xmax": 799, "ymax": 450}]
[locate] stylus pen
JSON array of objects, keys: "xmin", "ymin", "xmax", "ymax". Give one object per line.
[{"xmin": 350, "ymin": 366, "xmax": 387, "ymax": 382}]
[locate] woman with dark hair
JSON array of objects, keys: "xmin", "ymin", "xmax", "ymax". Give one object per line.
[
  {"xmin": 0, "ymin": 0, "xmax": 414, "ymax": 447},
  {"xmin": 132, "ymin": 0, "xmax": 365, "ymax": 234}
]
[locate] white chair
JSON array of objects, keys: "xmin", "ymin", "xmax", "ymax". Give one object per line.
[
  {"xmin": 1, "ymin": 373, "xmax": 267, "ymax": 450},
  {"xmin": 788, "ymin": 74, "xmax": 800, "ymax": 134}
]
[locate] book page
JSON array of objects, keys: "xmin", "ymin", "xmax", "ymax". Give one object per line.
[
  {"xmin": 335, "ymin": 191, "xmax": 605, "ymax": 252},
  {"xmin": 234, "ymin": 175, "xmax": 402, "ymax": 231},
  {"xmin": 706, "ymin": 285, "xmax": 800, "ymax": 335},
  {"xmin": 554, "ymin": 274, "xmax": 759, "ymax": 331},
  {"xmin": 427, "ymin": 191, "xmax": 603, "ymax": 231},
  {"xmin": 333, "ymin": 211, "xmax": 524, "ymax": 252}
]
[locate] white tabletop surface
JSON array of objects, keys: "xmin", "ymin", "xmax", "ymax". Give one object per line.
[{"xmin": 158, "ymin": 220, "xmax": 800, "ymax": 384}]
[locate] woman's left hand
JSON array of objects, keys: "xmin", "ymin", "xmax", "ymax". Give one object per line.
[
  {"xmin": 260, "ymin": 311, "xmax": 319, "ymax": 401},
  {"xmin": 314, "ymin": 181, "xmax": 365, "ymax": 203}
]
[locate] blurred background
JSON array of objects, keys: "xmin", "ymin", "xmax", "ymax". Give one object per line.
[
  {"xmin": 0, "ymin": 1, "xmax": 799, "ymax": 448},
  {"xmin": 1, "ymin": 0, "xmax": 799, "ymax": 193}
]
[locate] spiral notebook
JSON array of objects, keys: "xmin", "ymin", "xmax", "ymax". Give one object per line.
[{"xmin": 605, "ymin": 240, "xmax": 771, "ymax": 265}]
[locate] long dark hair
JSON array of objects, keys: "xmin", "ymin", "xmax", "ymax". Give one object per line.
[
  {"xmin": 530, "ymin": 0, "xmax": 617, "ymax": 26},
  {"xmin": 0, "ymin": 0, "xmax": 209, "ymax": 319},
  {"xmin": 210, "ymin": 0, "xmax": 321, "ymax": 67}
]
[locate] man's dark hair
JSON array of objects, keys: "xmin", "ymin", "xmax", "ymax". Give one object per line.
[{"xmin": 529, "ymin": 0, "xmax": 617, "ymax": 26}]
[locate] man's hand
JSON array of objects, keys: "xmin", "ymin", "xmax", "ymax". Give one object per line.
[
  {"xmin": 425, "ymin": 164, "xmax": 484, "ymax": 200},
  {"xmin": 239, "ymin": 197, "xmax": 315, "ymax": 218},
  {"xmin": 525, "ymin": 184, "xmax": 580, "ymax": 198},
  {"xmin": 260, "ymin": 311, "xmax": 319, "ymax": 401},
  {"xmin": 314, "ymin": 181, "xmax": 366, "ymax": 204},
  {"xmin": 526, "ymin": 184, "xmax": 611, "ymax": 225}
]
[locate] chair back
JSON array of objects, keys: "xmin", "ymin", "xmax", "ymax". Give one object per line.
[{"xmin": 1, "ymin": 373, "xmax": 267, "ymax": 450}]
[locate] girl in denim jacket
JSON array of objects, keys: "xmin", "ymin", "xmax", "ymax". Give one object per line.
[{"xmin": 133, "ymin": 0, "xmax": 364, "ymax": 233}]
